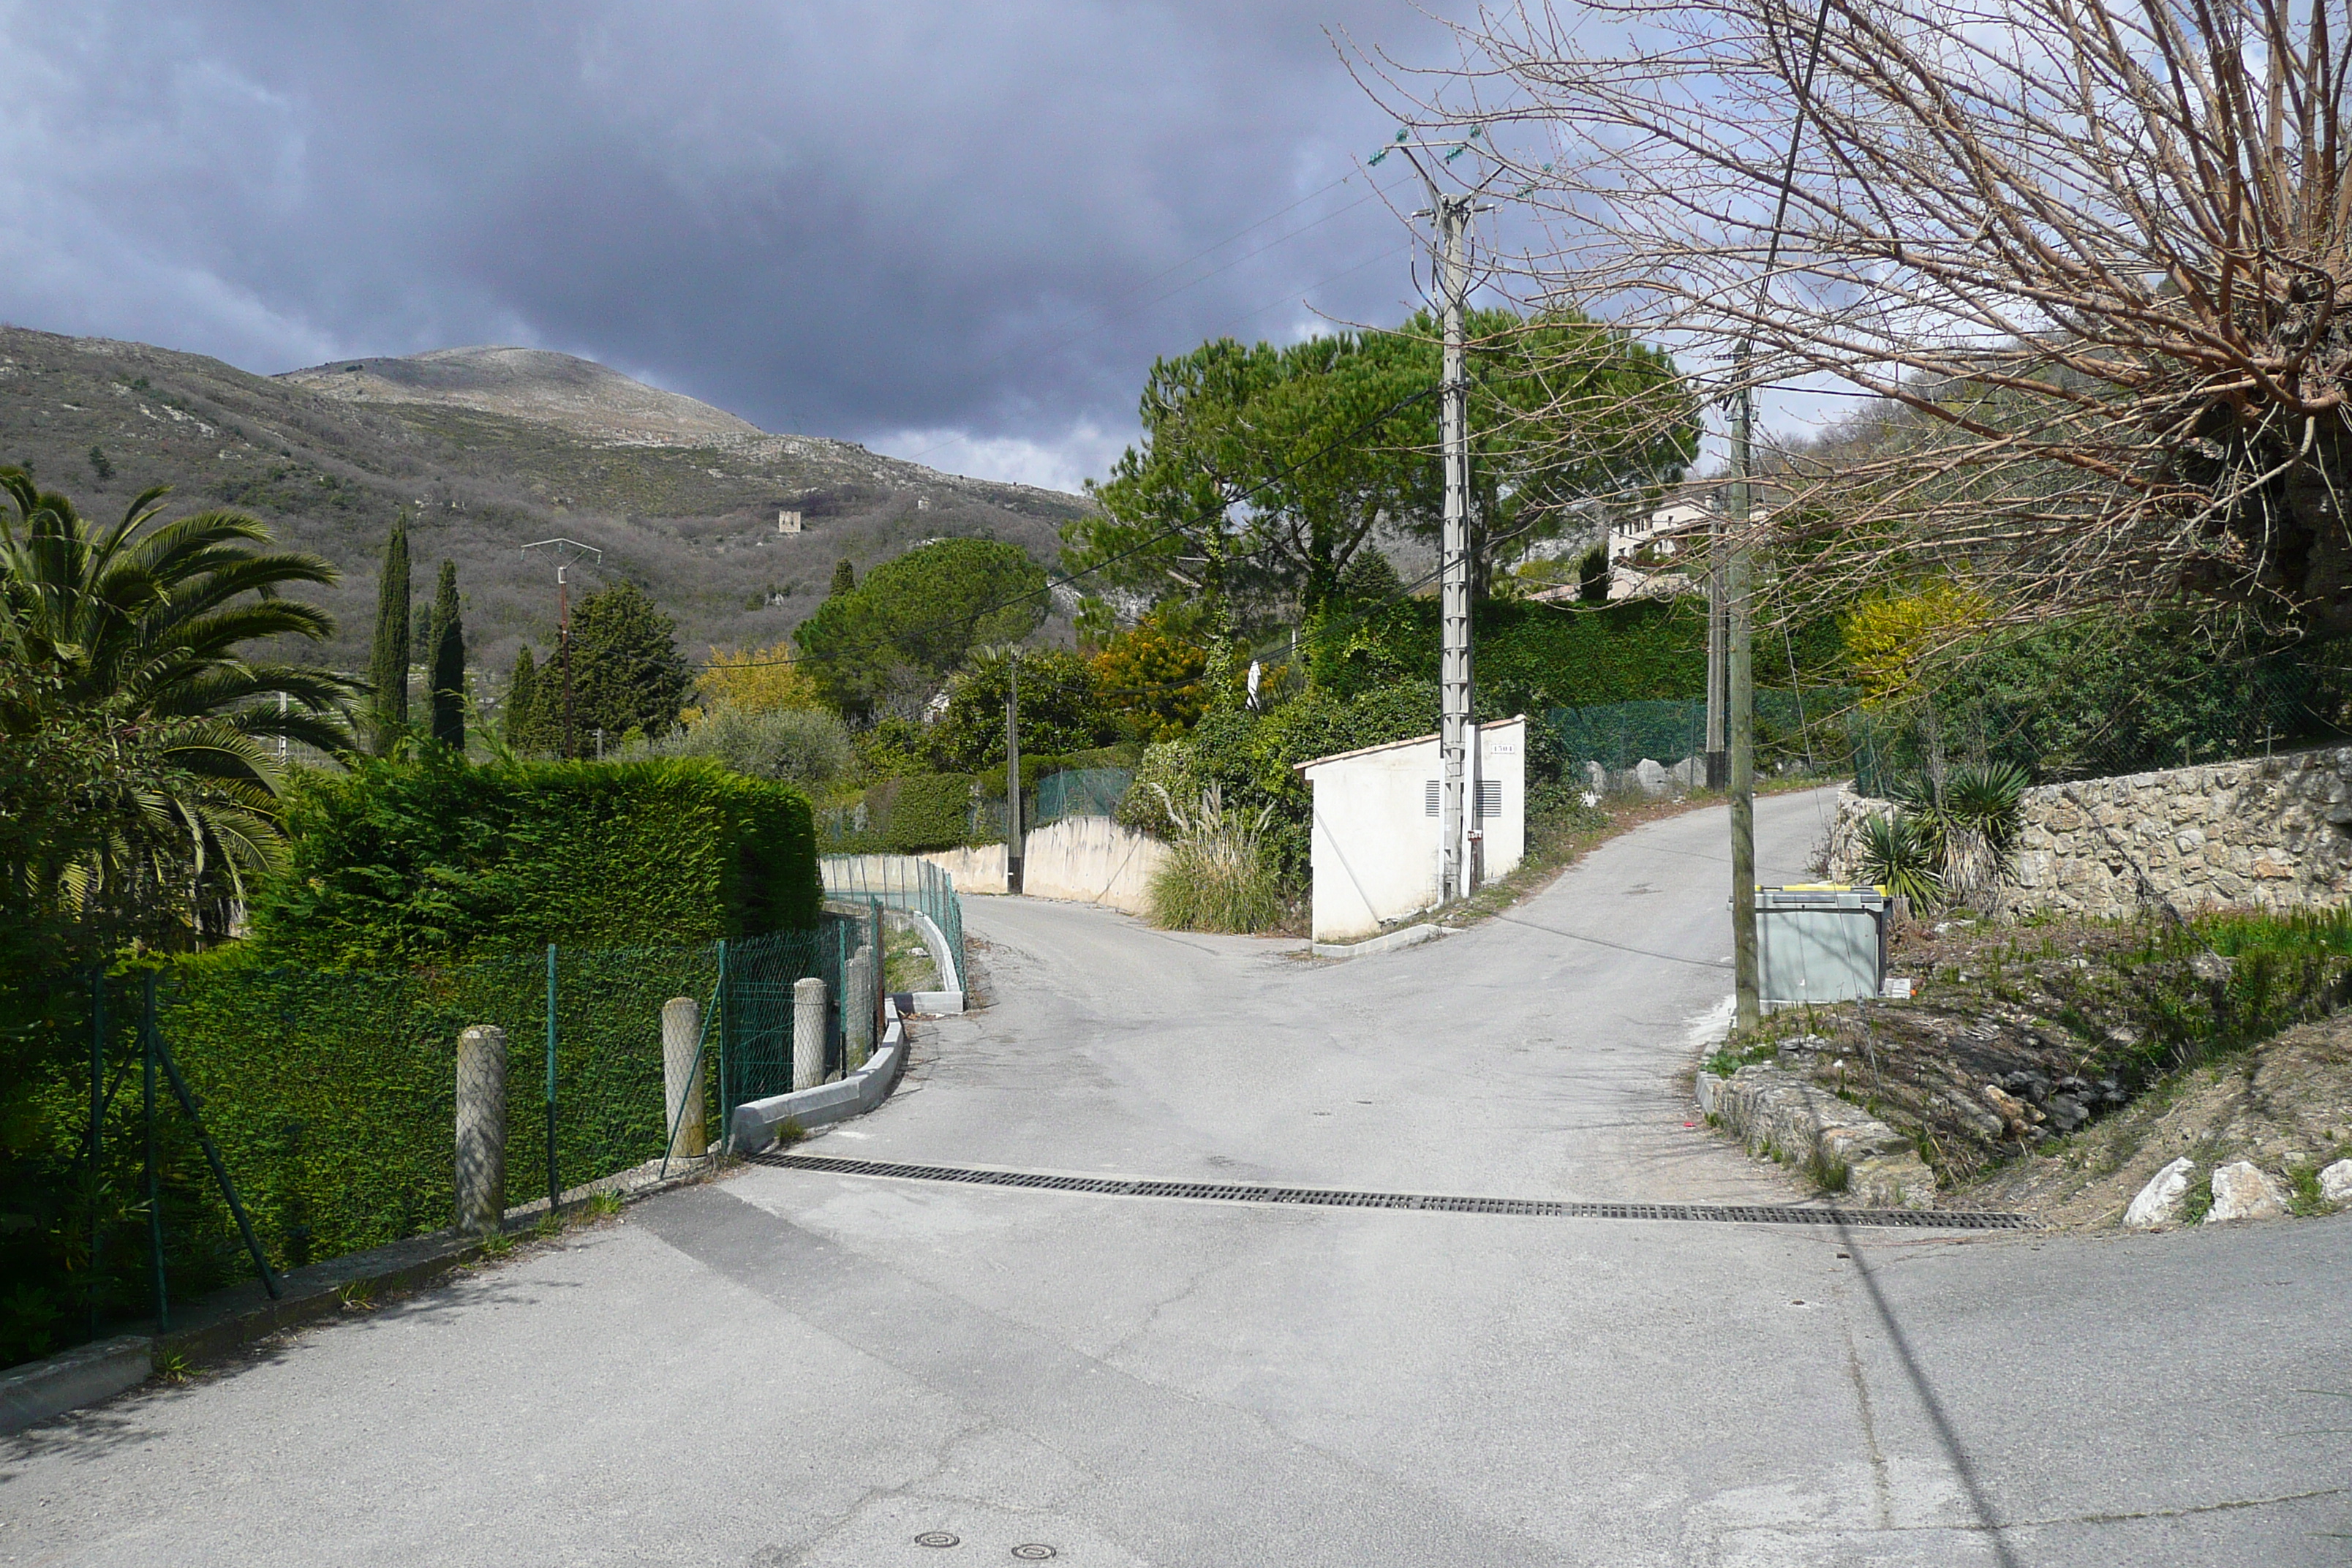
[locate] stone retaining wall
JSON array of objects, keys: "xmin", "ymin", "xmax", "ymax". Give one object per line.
[
  {"xmin": 1823, "ymin": 747, "xmax": 2352, "ymax": 919},
  {"xmin": 1695, "ymin": 1063, "xmax": 1939, "ymax": 1208}
]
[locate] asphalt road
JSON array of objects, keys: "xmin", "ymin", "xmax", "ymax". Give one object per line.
[{"xmin": 7, "ymin": 790, "xmax": 2348, "ymax": 1567}]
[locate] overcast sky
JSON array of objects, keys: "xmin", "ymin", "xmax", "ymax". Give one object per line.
[{"xmin": 0, "ymin": 1, "xmax": 1507, "ymax": 493}]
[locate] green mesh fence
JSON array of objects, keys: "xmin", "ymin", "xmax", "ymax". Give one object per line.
[
  {"xmin": 1034, "ymin": 767, "xmax": 1134, "ymax": 824},
  {"xmin": 821, "ymin": 855, "xmax": 965, "ymax": 992},
  {"xmin": 1847, "ymin": 676, "xmax": 2349, "ymax": 796},
  {"xmin": 20, "ymin": 918, "xmax": 883, "ymax": 1362},
  {"xmin": 1543, "ymin": 691, "xmax": 1855, "ymax": 777}
]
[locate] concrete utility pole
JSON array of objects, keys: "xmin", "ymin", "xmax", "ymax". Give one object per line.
[
  {"xmin": 1379, "ymin": 127, "xmax": 1499, "ymax": 902},
  {"xmin": 521, "ymin": 538, "xmax": 601, "ymax": 760},
  {"xmin": 1005, "ymin": 651, "xmax": 1024, "ymax": 894},
  {"xmin": 1436, "ymin": 191, "xmax": 1480, "ymax": 902}
]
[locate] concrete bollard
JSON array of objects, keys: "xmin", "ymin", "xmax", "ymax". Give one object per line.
[
  {"xmin": 844, "ymin": 946, "xmax": 876, "ymax": 1070},
  {"xmin": 661, "ymin": 996, "xmax": 705, "ymax": 1160},
  {"xmin": 456, "ymin": 1025, "xmax": 507, "ymax": 1235},
  {"xmin": 793, "ymin": 976, "xmax": 829, "ymax": 1090}
]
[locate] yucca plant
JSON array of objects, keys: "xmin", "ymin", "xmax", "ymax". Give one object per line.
[
  {"xmin": 1857, "ymin": 810, "xmax": 1943, "ymax": 908},
  {"xmin": 1146, "ymin": 783, "xmax": 1284, "ymax": 932},
  {"xmin": 1896, "ymin": 759, "xmax": 2028, "ymax": 911}
]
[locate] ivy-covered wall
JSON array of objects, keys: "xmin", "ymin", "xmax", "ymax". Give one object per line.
[{"xmin": 244, "ymin": 751, "xmax": 821, "ymax": 968}]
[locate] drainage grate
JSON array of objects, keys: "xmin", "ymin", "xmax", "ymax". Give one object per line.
[{"xmin": 750, "ymin": 1153, "xmax": 2036, "ymax": 1230}]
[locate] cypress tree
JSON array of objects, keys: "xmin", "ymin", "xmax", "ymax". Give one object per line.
[
  {"xmin": 569, "ymin": 581, "xmax": 694, "ymax": 743},
  {"xmin": 427, "ymin": 559, "xmax": 465, "ymax": 750},
  {"xmin": 505, "ymin": 646, "xmax": 538, "ymax": 750},
  {"xmin": 830, "ymin": 557, "xmax": 856, "ymax": 598},
  {"xmin": 367, "ymin": 514, "xmax": 411, "ymax": 753}
]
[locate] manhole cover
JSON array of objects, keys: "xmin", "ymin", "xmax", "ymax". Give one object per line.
[
  {"xmin": 913, "ymin": 1531, "xmax": 960, "ymax": 1548},
  {"xmin": 1011, "ymin": 1548, "xmax": 1057, "ymax": 1561}
]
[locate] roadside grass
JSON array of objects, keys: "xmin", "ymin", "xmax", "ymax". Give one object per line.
[{"xmin": 880, "ymin": 912, "xmax": 940, "ymax": 993}]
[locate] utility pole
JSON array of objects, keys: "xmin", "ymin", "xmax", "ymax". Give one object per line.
[
  {"xmin": 521, "ymin": 539, "xmax": 600, "ymax": 761},
  {"xmin": 1705, "ymin": 514, "xmax": 1727, "ymax": 791},
  {"xmin": 1437, "ymin": 189, "xmax": 1475, "ymax": 902},
  {"xmin": 1729, "ymin": 372, "xmax": 1760, "ymax": 1030},
  {"xmin": 1376, "ymin": 127, "xmax": 1500, "ymax": 900},
  {"xmin": 1005, "ymin": 651, "xmax": 1024, "ymax": 895}
]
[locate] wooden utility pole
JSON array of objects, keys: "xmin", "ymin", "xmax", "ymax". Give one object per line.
[
  {"xmin": 1705, "ymin": 516, "xmax": 1727, "ymax": 790},
  {"xmin": 1729, "ymin": 375, "xmax": 1760, "ymax": 1029}
]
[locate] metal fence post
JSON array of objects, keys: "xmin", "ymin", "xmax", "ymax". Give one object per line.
[
  {"xmin": 844, "ymin": 947, "xmax": 875, "ymax": 1070},
  {"xmin": 544, "ymin": 943, "xmax": 559, "ymax": 1213},
  {"xmin": 89, "ymin": 969, "xmax": 104, "ymax": 1341},
  {"xmin": 143, "ymin": 972, "xmax": 166, "ymax": 1333},
  {"xmin": 715, "ymin": 938, "xmax": 730, "ymax": 1147},
  {"xmin": 150, "ymin": 1024, "xmax": 282, "ymax": 1300}
]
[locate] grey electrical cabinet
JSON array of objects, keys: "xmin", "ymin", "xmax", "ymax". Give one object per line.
[{"xmin": 1755, "ymin": 886, "xmax": 1889, "ymax": 1008}]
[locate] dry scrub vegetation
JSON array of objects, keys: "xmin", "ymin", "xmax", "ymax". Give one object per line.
[{"xmin": 1718, "ymin": 910, "xmax": 2352, "ymax": 1221}]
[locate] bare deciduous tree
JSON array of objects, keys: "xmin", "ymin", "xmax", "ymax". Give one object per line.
[{"xmin": 1368, "ymin": 0, "xmax": 2352, "ymax": 630}]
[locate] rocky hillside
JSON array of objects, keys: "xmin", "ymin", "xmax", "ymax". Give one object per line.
[{"xmin": 0, "ymin": 329, "xmax": 1090, "ymax": 676}]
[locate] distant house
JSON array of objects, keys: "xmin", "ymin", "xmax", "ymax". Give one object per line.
[
  {"xmin": 777, "ymin": 509, "xmax": 804, "ymax": 534},
  {"xmin": 1529, "ymin": 483, "xmax": 1784, "ymax": 604}
]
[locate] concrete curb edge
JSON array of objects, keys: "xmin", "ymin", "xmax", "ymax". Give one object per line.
[
  {"xmin": 725, "ymin": 1002, "xmax": 912, "ymax": 1154},
  {"xmin": 1310, "ymin": 922, "xmax": 1441, "ymax": 961}
]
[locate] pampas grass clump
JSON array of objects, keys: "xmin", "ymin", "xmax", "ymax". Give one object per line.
[{"xmin": 1146, "ymin": 783, "xmax": 1283, "ymax": 932}]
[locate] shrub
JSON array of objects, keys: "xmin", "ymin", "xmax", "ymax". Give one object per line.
[
  {"xmin": 243, "ymin": 749, "xmax": 820, "ymax": 966},
  {"xmin": 1857, "ymin": 810, "xmax": 1943, "ymax": 906},
  {"xmin": 653, "ymin": 705, "xmax": 853, "ymax": 788},
  {"xmin": 821, "ymin": 772, "xmax": 980, "ymax": 853},
  {"xmin": 1147, "ymin": 785, "xmax": 1284, "ymax": 932},
  {"xmin": 1896, "ymin": 759, "xmax": 2028, "ymax": 909},
  {"xmin": 928, "ymin": 647, "xmax": 1120, "ymax": 769}
]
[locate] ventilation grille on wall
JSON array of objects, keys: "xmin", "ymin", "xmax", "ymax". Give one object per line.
[{"xmin": 1425, "ymin": 780, "xmax": 1504, "ymax": 818}]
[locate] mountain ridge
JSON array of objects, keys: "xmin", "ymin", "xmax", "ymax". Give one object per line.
[{"xmin": 0, "ymin": 326, "xmax": 1089, "ymax": 676}]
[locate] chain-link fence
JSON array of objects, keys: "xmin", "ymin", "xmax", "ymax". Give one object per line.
[
  {"xmin": 1542, "ymin": 691, "xmax": 1857, "ymax": 779},
  {"xmin": 1847, "ymin": 672, "xmax": 2349, "ymax": 797},
  {"xmin": 18, "ymin": 913, "xmax": 884, "ymax": 1362},
  {"xmin": 1034, "ymin": 767, "xmax": 1134, "ymax": 825},
  {"xmin": 820, "ymin": 855, "xmax": 965, "ymax": 992}
]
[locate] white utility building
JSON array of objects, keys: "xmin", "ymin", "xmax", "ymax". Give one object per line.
[{"xmin": 1296, "ymin": 716, "xmax": 1526, "ymax": 943}]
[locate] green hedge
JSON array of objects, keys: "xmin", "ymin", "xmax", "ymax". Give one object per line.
[
  {"xmin": 244, "ymin": 750, "xmax": 821, "ymax": 968},
  {"xmin": 821, "ymin": 772, "xmax": 978, "ymax": 853},
  {"xmin": 1315, "ymin": 596, "xmax": 1846, "ymax": 712}
]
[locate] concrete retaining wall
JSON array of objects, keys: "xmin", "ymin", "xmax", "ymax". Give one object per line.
[
  {"xmin": 1824, "ymin": 746, "xmax": 2352, "ymax": 919},
  {"xmin": 1017, "ymin": 816, "xmax": 1167, "ymax": 913},
  {"xmin": 915, "ymin": 841, "xmax": 1009, "ymax": 892},
  {"xmin": 915, "ymin": 818, "xmax": 1167, "ymax": 916}
]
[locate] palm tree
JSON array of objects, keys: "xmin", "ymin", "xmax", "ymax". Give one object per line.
[{"xmin": 0, "ymin": 468, "xmax": 361, "ymax": 944}]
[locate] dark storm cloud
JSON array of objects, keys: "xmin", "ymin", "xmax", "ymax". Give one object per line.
[{"xmin": 0, "ymin": 1, "xmax": 1467, "ymax": 484}]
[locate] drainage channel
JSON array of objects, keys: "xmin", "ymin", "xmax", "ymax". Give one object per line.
[{"xmin": 750, "ymin": 1153, "xmax": 2037, "ymax": 1231}]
